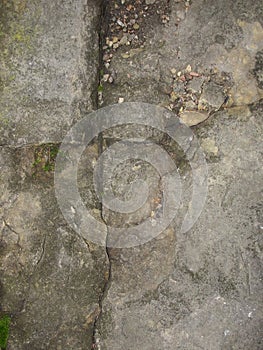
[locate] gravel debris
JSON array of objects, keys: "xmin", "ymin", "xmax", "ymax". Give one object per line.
[
  {"xmin": 166, "ymin": 65, "xmax": 233, "ymax": 117},
  {"xmin": 101, "ymin": 0, "xmax": 171, "ymax": 71}
]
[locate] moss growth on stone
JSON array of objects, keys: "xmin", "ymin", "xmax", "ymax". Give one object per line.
[
  {"xmin": 32, "ymin": 144, "xmax": 60, "ymax": 175},
  {"xmin": 0, "ymin": 315, "xmax": 11, "ymax": 350}
]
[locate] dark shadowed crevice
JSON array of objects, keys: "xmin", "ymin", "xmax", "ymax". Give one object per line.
[{"xmin": 91, "ymin": 1, "xmax": 112, "ymax": 348}]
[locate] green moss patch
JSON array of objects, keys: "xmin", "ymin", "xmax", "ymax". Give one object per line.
[
  {"xmin": 0, "ymin": 315, "xmax": 11, "ymax": 350},
  {"xmin": 32, "ymin": 143, "xmax": 60, "ymax": 177}
]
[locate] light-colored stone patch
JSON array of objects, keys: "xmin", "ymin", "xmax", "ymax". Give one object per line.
[
  {"xmin": 201, "ymin": 138, "xmax": 219, "ymax": 156},
  {"xmin": 180, "ymin": 110, "xmax": 209, "ymax": 126},
  {"xmin": 207, "ymin": 21, "xmax": 263, "ymax": 105}
]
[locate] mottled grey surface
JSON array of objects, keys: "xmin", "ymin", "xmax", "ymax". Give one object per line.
[
  {"xmin": 97, "ymin": 103, "xmax": 263, "ymax": 350},
  {"xmin": 0, "ymin": 0, "xmax": 100, "ymax": 146},
  {"xmin": 0, "ymin": 0, "xmax": 262, "ymax": 349},
  {"xmin": 95, "ymin": 0, "xmax": 263, "ymax": 349},
  {"xmin": 0, "ymin": 1, "xmax": 109, "ymax": 349},
  {"xmin": 101, "ymin": 0, "xmax": 263, "ymax": 107}
]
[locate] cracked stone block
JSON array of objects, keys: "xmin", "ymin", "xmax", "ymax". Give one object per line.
[
  {"xmin": 96, "ymin": 101, "xmax": 263, "ymax": 350},
  {"xmin": 0, "ymin": 145, "xmax": 109, "ymax": 349},
  {"xmin": 100, "ymin": 0, "xmax": 263, "ymax": 111},
  {"xmin": 95, "ymin": 0, "xmax": 263, "ymax": 349},
  {"xmin": 0, "ymin": 0, "xmax": 101, "ymax": 146},
  {"xmin": 0, "ymin": 0, "xmax": 110, "ymax": 349}
]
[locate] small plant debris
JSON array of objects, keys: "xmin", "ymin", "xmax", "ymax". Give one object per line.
[{"xmin": 32, "ymin": 143, "xmax": 60, "ymax": 176}]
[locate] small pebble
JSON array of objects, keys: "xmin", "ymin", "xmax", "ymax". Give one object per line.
[
  {"xmin": 185, "ymin": 64, "xmax": 192, "ymax": 73},
  {"xmin": 119, "ymin": 35, "xmax": 128, "ymax": 45},
  {"xmin": 118, "ymin": 97, "xmax": 124, "ymax": 103},
  {"xmin": 103, "ymin": 54, "xmax": 110, "ymax": 61},
  {"xmin": 170, "ymin": 91, "xmax": 178, "ymax": 102},
  {"xmin": 117, "ymin": 19, "xmax": 125, "ymax": 27},
  {"xmin": 179, "ymin": 75, "xmax": 186, "ymax": 82},
  {"xmin": 121, "ymin": 52, "xmax": 130, "ymax": 59},
  {"xmin": 180, "ymin": 110, "xmax": 209, "ymax": 126},
  {"xmin": 103, "ymin": 74, "xmax": 110, "ymax": 82},
  {"xmin": 190, "ymin": 71, "xmax": 200, "ymax": 77}
]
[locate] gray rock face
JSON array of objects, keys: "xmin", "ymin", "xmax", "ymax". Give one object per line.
[
  {"xmin": 0, "ymin": 1, "xmax": 109, "ymax": 349},
  {"xmin": 96, "ymin": 104, "xmax": 263, "ymax": 350},
  {"xmin": 0, "ymin": 149, "xmax": 108, "ymax": 349},
  {"xmin": 94, "ymin": 0, "xmax": 263, "ymax": 349},
  {"xmin": 1, "ymin": 0, "xmax": 262, "ymax": 349},
  {"xmin": 0, "ymin": 0, "xmax": 101, "ymax": 146}
]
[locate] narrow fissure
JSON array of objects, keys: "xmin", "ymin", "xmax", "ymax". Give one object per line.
[{"xmin": 91, "ymin": 1, "xmax": 112, "ymax": 348}]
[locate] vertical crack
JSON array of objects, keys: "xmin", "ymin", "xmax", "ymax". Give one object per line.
[
  {"xmin": 91, "ymin": 1, "xmax": 112, "ymax": 348},
  {"xmin": 36, "ymin": 234, "xmax": 47, "ymax": 265},
  {"xmin": 3, "ymin": 219, "xmax": 22, "ymax": 249}
]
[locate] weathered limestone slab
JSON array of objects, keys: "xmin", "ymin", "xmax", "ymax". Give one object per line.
[
  {"xmin": 95, "ymin": 0, "xmax": 263, "ymax": 349},
  {"xmin": 0, "ymin": 146, "xmax": 109, "ymax": 349},
  {"xmin": 0, "ymin": 0, "xmax": 100, "ymax": 146},
  {"xmin": 97, "ymin": 102, "xmax": 263, "ymax": 350},
  {"xmin": 0, "ymin": 0, "xmax": 109, "ymax": 349}
]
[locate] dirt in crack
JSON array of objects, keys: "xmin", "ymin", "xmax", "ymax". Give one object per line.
[{"xmin": 91, "ymin": 1, "xmax": 112, "ymax": 349}]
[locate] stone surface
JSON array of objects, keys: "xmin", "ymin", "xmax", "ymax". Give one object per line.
[
  {"xmin": 95, "ymin": 0, "xmax": 263, "ymax": 349},
  {"xmin": 96, "ymin": 101, "xmax": 263, "ymax": 350},
  {"xmin": 180, "ymin": 110, "xmax": 209, "ymax": 126},
  {"xmin": 0, "ymin": 0, "xmax": 101, "ymax": 146},
  {"xmin": 100, "ymin": 0, "xmax": 263, "ymax": 109},
  {"xmin": 1, "ymin": 0, "xmax": 263, "ymax": 349},
  {"xmin": 0, "ymin": 1, "xmax": 109, "ymax": 349},
  {"xmin": 0, "ymin": 146, "xmax": 109, "ymax": 349}
]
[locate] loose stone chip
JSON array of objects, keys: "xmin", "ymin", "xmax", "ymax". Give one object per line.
[{"xmin": 179, "ymin": 110, "xmax": 209, "ymax": 126}]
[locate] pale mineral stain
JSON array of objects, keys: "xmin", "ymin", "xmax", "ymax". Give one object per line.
[
  {"xmin": 207, "ymin": 21, "xmax": 263, "ymax": 106},
  {"xmin": 201, "ymin": 138, "xmax": 218, "ymax": 156}
]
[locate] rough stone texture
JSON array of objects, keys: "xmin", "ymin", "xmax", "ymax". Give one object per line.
[
  {"xmin": 100, "ymin": 0, "xmax": 263, "ymax": 109},
  {"xmin": 95, "ymin": 0, "xmax": 263, "ymax": 349},
  {"xmin": 0, "ymin": 0, "xmax": 101, "ymax": 146},
  {"xmin": 0, "ymin": 148, "xmax": 108, "ymax": 349},
  {"xmin": 1, "ymin": 0, "xmax": 263, "ymax": 349},
  {"xmin": 0, "ymin": 0, "xmax": 109, "ymax": 349},
  {"xmin": 97, "ymin": 104, "xmax": 263, "ymax": 350},
  {"xmin": 180, "ymin": 110, "xmax": 209, "ymax": 126}
]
